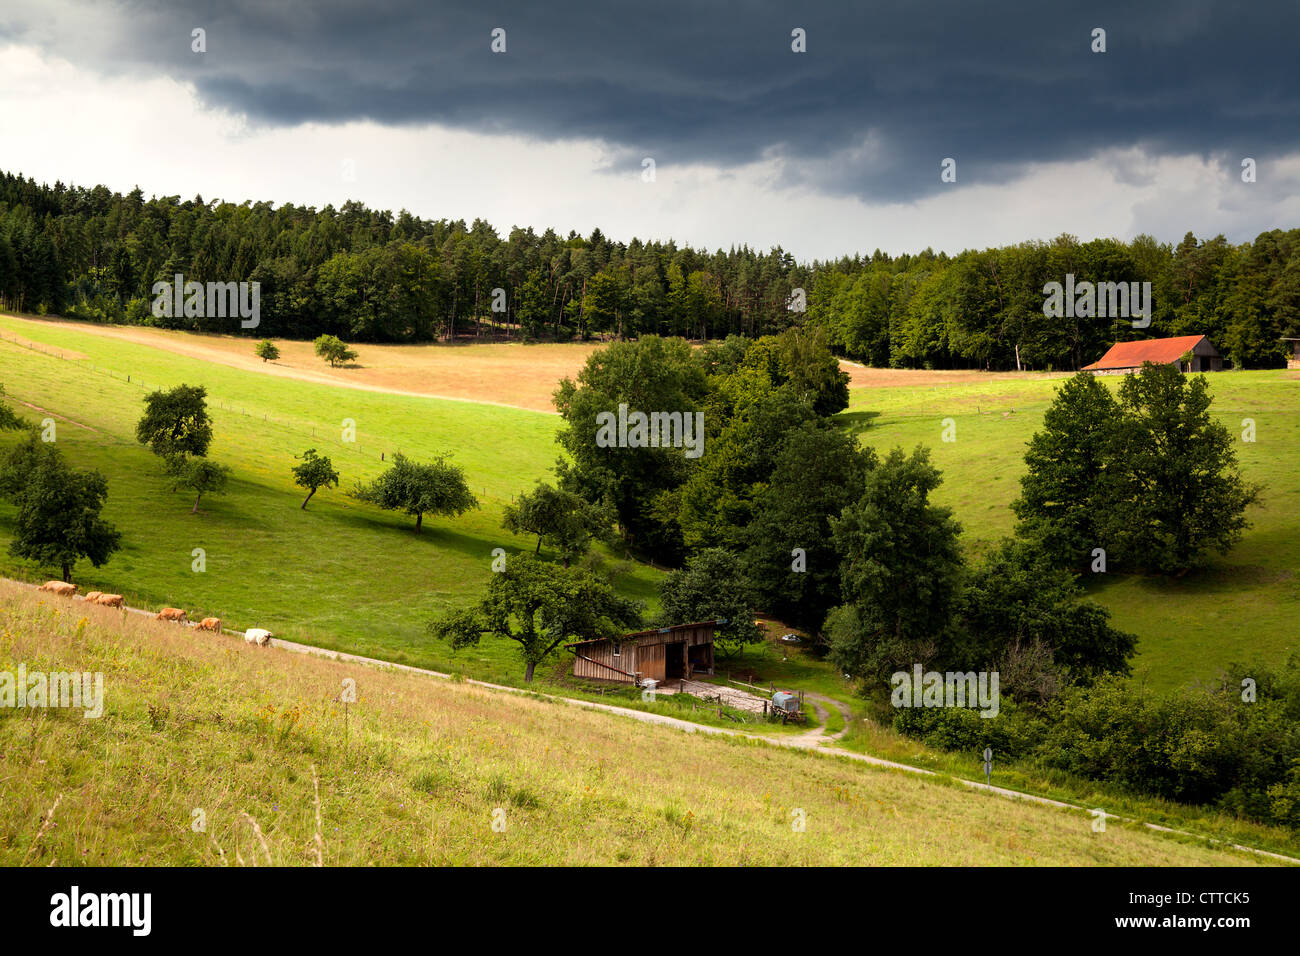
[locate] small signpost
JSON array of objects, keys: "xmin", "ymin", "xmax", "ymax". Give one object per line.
[{"xmin": 982, "ymin": 747, "xmax": 993, "ymax": 786}]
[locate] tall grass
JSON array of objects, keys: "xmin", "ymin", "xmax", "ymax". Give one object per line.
[{"xmin": 0, "ymin": 582, "xmax": 1265, "ymax": 866}]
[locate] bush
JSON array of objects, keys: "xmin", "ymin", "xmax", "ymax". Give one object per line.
[
  {"xmin": 1040, "ymin": 674, "xmax": 1296, "ymax": 810},
  {"xmin": 890, "ymin": 654, "xmax": 1300, "ymax": 829},
  {"xmin": 891, "ymin": 698, "xmax": 1046, "ymax": 761}
]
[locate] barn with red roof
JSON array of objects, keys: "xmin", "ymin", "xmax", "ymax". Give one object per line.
[{"xmin": 1083, "ymin": 335, "xmax": 1222, "ymax": 374}]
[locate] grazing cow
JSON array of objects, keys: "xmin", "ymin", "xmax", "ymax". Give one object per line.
[
  {"xmin": 198, "ymin": 617, "xmax": 222, "ymax": 633},
  {"xmin": 84, "ymin": 591, "xmax": 103, "ymax": 603},
  {"xmin": 243, "ymin": 628, "xmax": 273, "ymax": 646},
  {"xmin": 39, "ymin": 581, "xmax": 77, "ymax": 597},
  {"xmin": 156, "ymin": 607, "xmax": 188, "ymax": 623},
  {"xmin": 96, "ymin": 594, "xmax": 125, "ymax": 608}
]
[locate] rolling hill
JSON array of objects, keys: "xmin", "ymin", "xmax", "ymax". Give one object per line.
[{"xmin": 0, "ymin": 581, "xmax": 1270, "ymax": 866}]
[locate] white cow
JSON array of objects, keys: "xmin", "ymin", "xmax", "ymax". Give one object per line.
[{"xmin": 243, "ymin": 628, "xmax": 273, "ymax": 646}]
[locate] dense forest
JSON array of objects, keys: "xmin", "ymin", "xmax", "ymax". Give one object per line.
[{"xmin": 1, "ymin": 169, "xmax": 1297, "ymax": 369}]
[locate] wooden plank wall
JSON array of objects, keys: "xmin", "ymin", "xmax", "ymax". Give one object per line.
[
  {"xmin": 572, "ymin": 625, "xmax": 716, "ymax": 683},
  {"xmin": 572, "ymin": 643, "xmax": 638, "ymax": 683}
]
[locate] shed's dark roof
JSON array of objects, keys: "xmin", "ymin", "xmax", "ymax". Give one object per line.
[{"xmin": 565, "ymin": 619, "xmax": 724, "ymax": 648}]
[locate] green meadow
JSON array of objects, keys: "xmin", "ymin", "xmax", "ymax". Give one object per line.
[
  {"xmin": 0, "ymin": 314, "xmax": 662, "ymax": 684},
  {"xmin": 2, "ymin": 313, "xmax": 1297, "ymax": 695},
  {"xmin": 5, "ymin": 315, "xmax": 1300, "ymax": 859},
  {"xmin": 845, "ymin": 372, "xmax": 1300, "ymax": 691}
]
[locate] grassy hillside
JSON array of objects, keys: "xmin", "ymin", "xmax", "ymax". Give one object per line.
[
  {"xmin": 0, "ymin": 583, "xmax": 1266, "ymax": 866},
  {"xmin": 1, "ymin": 312, "xmax": 1295, "ymax": 695},
  {"xmin": 0, "ymin": 314, "xmax": 662, "ymax": 685},
  {"xmin": 845, "ymin": 369, "xmax": 1300, "ymax": 692}
]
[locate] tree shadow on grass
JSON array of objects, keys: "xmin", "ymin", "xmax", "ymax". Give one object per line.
[
  {"xmin": 836, "ymin": 410, "xmax": 880, "ymax": 435},
  {"xmin": 1083, "ymin": 551, "xmax": 1295, "ymax": 602},
  {"xmin": 326, "ymin": 506, "xmax": 519, "ymax": 562}
]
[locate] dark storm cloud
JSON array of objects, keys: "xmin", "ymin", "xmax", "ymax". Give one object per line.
[{"xmin": 6, "ymin": 0, "xmax": 1298, "ymax": 201}]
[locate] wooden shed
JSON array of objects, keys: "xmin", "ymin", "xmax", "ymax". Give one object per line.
[{"xmin": 567, "ymin": 620, "xmax": 719, "ymax": 685}]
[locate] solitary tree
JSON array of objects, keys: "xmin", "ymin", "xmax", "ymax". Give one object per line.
[
  {"xmin": 1012, "ymin": 372, "xmax": 1121, "ymax": 569},
  {"xmin": 502, "ymin": 481, "xmax": 612, "ymax": 564},
  {"xmin": 0, "ymin": 432, "xmax": 52, "ymax": 500},
  {"xmin": 178, "ymin": 458, "xmax": 230, "ymax": 513},
  {"xmin": 255, "ymin": 340, "xmax": 280, "ymax": 363},
  {"xmin": 314, "ymin": 334, "xmax": 357, "ymax": 367},
  {"xmin": 349, "ymin": 453, "xmax": 478, "ymax": 532},
  {"xmin": 429, "ymin": 554, "xmax": 642, "ymax": 682},
  {"xmin": 1098, "ymin": 363, "xmax": 1260, "ymax": 574},
  {"xmin": 292, "ymin": 448, "xmax": 339, "ymax": 509},
  {"xmin": 2, "ymin": 435, "xmax": 121, "ymax": 582},
  {"xmin": 135, "ymin": 384, "xmax": 213, "ymax": 473}
]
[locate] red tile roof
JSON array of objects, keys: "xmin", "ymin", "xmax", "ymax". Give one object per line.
[{"xmin": 1083, "ymin": 335, "xmax": 1208, "ymax": 370}]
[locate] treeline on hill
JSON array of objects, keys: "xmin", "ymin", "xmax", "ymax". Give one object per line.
[{"xmin": 1, "ymin": 170, "xmax": 1298, "ymax": 368}]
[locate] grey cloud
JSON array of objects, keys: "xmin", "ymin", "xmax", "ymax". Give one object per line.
[{"xmin": 4, "ymin": 0, "xmax": 1298, "ymax": 203}]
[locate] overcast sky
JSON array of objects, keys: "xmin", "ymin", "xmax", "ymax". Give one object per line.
[{"xmin": 2, "ymin": 0, "xmax": 1297, "ymax": 260}]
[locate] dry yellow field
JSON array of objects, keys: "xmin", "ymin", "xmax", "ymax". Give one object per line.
[
  {"xmin": 1, "ymin": 317, "xmax": 1072, "ymax": 417},
  {"xmin": 1, "ymin": 318, "xmax": 598, "ymax": 412}
]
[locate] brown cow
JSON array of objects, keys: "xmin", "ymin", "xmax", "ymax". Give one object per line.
[
  {"xmin": 39, "ymin": 581, "xmax": 77, "ymax": 597},
  {"xmin": 197, "ymin": 617, "xmax": 222, "ymax": 633},
  {"xmin": 156, "ymin": 607, "xmax": 188, "ymax": 623},
  {"xmin": 84, "ymin": 591, "xmax": 104, "ymax": 603},
  {"xmin": 95, "ymin": 594, "xmax": 125, "ymax": 608}
]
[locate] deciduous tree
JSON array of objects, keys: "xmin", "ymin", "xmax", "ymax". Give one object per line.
[
  {"xmin": 292, "ymin": 448, "xmax": 339, "ymax": 510},
  {"xmin": 1, "ymin": 435, "xmax": 121, "ymax": 581},
  {"xmin": 657, "ymin": 548, "xmax": 761, "ymax": 656},
  {"xmin": 502, "ymin": 481, "xmax": 612, "ymax": 565},
  {"xmin": 1012, "ymin": 372, "xmax": 1121, "ymax": 569},
  {"xmin": 179, "ymin": 458, "xmax": 230, "ymax": 514},
  {"xmin": 429, "ymin": 554, "xmax": 642, "ymax": 682},
  {"xmin": 313, "ymin": 334, "xmax": 357, "ymax": 367},
  {"xmin": 0, "ymin": 384, "xmax": 28, "ymax": 432},
  {"xmin": 827, "ymin": 447, "xmax": 964, "ymax": 682},
  {"xmin": 135, "ymin": 384, "xmax": 213, "ymax": 471},
  {"xmin": 1098, "ymin": 363, "xmax": 1260, "ymax": 573},
  {"xmin": 741, "ymin": 420, "xmax": 875, "ymax": 632},
  {"xmin": 350, "ymin": 453, "xmax": 478, "ymax": 532}
]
